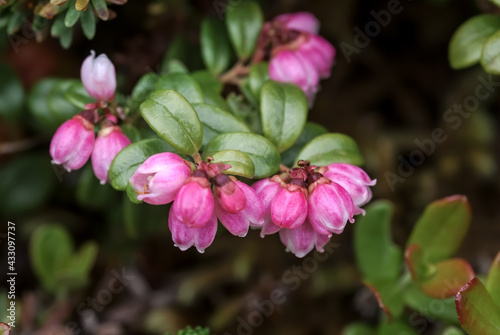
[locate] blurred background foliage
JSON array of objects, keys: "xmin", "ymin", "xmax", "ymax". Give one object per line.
[{"xmin": 1, "ymin": 0, "xmax": 499, "ymax": 334}]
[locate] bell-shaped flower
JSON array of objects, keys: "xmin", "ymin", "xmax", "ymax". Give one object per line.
[
  {"xmin": 168, "ymin": 206, "xmax": 217, "ymax": 253},
  {"xmin": 214, "ymin": 174, "xmax": 246, "ymax": 214},
  {"xmin": 252, "ymin": 175, "xmax": 286, "ymax": 236},
  {"xmin": 297, "ymin": 34, "xmax": 335, "ymax": 79},
  {"xmin": 279, "ymin": 220, "xmax": 330, "ymax": 258},
  {"xmin": 274, "ymin": 12, "xmax": 320, "ymax": 34},
  {"xmin": 271, "ymin": 178, "xmax": 308, "ymax": 229},
  {"xmin": 81, "ymin": 50, "xmax": 116, "ymax": 102}
]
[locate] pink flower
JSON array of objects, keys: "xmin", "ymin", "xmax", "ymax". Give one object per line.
[
  {"xmin": 252, "ymin": 176, "xmax": 285, "ymax": 236},
  {"xmin": 81, "ymin": 50, "xmax": 116, "ymax": 102},
  {"xmin": 216, "ymin": 180, "xmax": 264, "ymax": 237},
  {"xmin": 297, "ymin": 34, "xmax": 335, "ymax": 79},
  {"xmin": 168, "ymin": 206, "xmax": 217, "ymax": 253},
  {"xmin": 91, "ymin": 126, "xmax": 131, "ymax": 184},
  {"xmin": 307, "ymin": 175, "xmax": 361, "ymax": 235},
  {"xmin": 214, "ymin": 174, "xmax": 246, "ymax": 214},
  {"xmin": 172, "ymin": 170, "xmax": 214, "ymax": 228},
  {"xmin": 274, "ymin": 12, "xmax": 320, "ymax": 34},
  {"xmin": 279, "ymin": 220, "xmax": 330, "ymax": 258},
  {"xmin": 50, "ymin": 115, "xmax": 95, "ymax": 172},
  {"xmin": 320, "ymin": 163, "xmax": 376, "ymax": 207},
  {"xmin": 271, "ymin": 179, "xmax": 308, "ymax": 229},
  {"xmin": 129, "ymin": 152, "xmax": 192, "ymax": 205},
  {"xmin": 269, "ymin": 50, "xmax": 319, "ymax": 103}
]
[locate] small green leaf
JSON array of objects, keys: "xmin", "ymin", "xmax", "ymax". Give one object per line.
[
  {"xmin": 154, "ymin": 73, "xmax": 204, "ymax": 104},
  {"xmin": 486, "ymin": 252, "xmax": 500, "ymax": 307},
  {"xmin": 407, "ymin": 195, "xmax": 471, "ymax": 263},
  {"xmin": 211, "ymin": 150, "xmax": 255, "ymax": 178},
  {"xmin": 248, "ymin": 62, "xmax": 269, "ymax": 99},
  {"xmin": 90, "ymin": 0, "xmax": 108, "ymax": 20},
  {"xmin": 365, "ymin": 280, "xmax": 405, "ymax": 320},
  {"xmin": 50, "ymin": 13, "xmax": 66, "ymax": 37},
  {"xmin": 80, "ymin": 5, "xmax": 96, "ymax": 39},
  {"xmin": 281, "ymin": 122, "xmax": 328, "ymax": 167},
  {"xmin": 225, "ymin": 1, "xmax": 263, "ymax": 59},
  {"xmin": 0, "ymin": 63, "xmax": 24, "ymax": 121},
  {"xmin": 64, "ymin": 0, "xmax": 81, "ymax": 27},
  {"xmin": 377, "ymin": 319, "xmax": 419, "ymax": 335},
  {"xmin": 296, "ymin": 133, "xmax": 364, "ymax": 166},
  {"xmin": 449, "ymin": 14, "xmax": 500, "ymax": 69},
  {"xmin": 131, "ymin": 73, "xmax": 158, "ymax": 105},
  {"xmin": 59, "ymin": 25, "xmax": 74, "ymax": 49},
  {"xmin": 75, "ymin": 0, "xmax": 89, "ymax": 11},
  {"xmin": 140, "ymin": 89, "xmax": 203, "ymax": 155},
  {"xmin": 342, "ymin": 323, "xmax": 377, "ymax": 335},
  {"xmin": 404, "ymin": 284, "xmax": 460, "ymax": 325},
  {"xmin": 201, "ymin": 18, "xmax": 232, "ymax": 74},
  {"xmin": 64, "ymin": 81, "xmax": 93, "ymax": 109},
  {"xmin": 204, "ymin": 132, "xmax": 280, "ymax": 178},
  {"xmin": 7, "ymin": 11, "xmax": 23, "ymax": 35},
  {"xmin": 121, "ymin": 124, "xmax": 141, "ymax": 143},
  {"xmin": 163, "ymin": 59, "xmax": 189, "ymax": 74},
  {"xmin": 48, "ymin": 79, "xmax": 81, "ymax": 122},
  {"xmin": 192, "ymin": 103, "xmax": 250, "ymax": 147},
  {"xmin": 481, "ymin": 30, "xmax": 500, "ymax": 74},
  {"xmin": 260, "ymin": 81, "xmax": 308, "ymax": 152},
  {"xmin": 109, "ymin": 138, "xmax": 175, "ymax": 191},
  {"xmin": 456, "ymin": 278, "xmax": 500, "ymax": 335},
  {"xmin": 126, "ymin": 181, "xmax": 142, "ymax": 204},
  {"xmin": 191, "ymin": 70, "xmax": 229, "ymax": 111}
]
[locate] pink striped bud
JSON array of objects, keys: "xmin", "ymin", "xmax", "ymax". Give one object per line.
[
  {"xmin": 297, "ymin": 34, "xmax": 335, "ymax": 79},
  {"xmin": 320, "ymin": 163, "xmax": 376, "ymax": 207},
  {"xmin": 216, "ymin": 180, "xmax": 264, "ymax": 237},
  {"xmin": 274, "ymin": 12, "xmax": 320, "ymax": 34},
  {"xmin": 81, "ymin": 50, "xmax": 116, "ymax": 102},
  {"xmin": 307, "ymin": 175, "xmax": 361, "ymax": 235},
  {"xmin": 279, "ymin": 219, "xmax": 330, "ymax": 258},
  {"xmin": 214, "ymin": 174, "xmax": 246, "ymax": 214},
  {"xmin": 91, "ymin": 125, "xmax": 131, "ymax": 184},
  {"xmin": 50, "ymin": 115, "xmax": 95, "ymax": 172},
  {"xmin": 271, "ymin": 178, "xmax": 308, "ymax": 229},
  {"xmin": 168, "ymin": 206, "xmax": 217, "ymax": 253},
  {"xmin": 172, "ymin": 170, "xmax": 214, "ymax": 228},
  {"xmin": 251, "ymin": 175, "xmax": 287, "ymax": 236},
  {"xmin": 130, "ymin": 152, "xmax": 192, "ymax": 205}
]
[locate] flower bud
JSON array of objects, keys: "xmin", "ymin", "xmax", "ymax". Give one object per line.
[
  {"xmin": 81, "ymin": 50, "xmax": 116, "ymax": 102},
  {"xmin": 130, "ymin": 152, "xmax": 192, "ymax": 205},
  {"xmin": 172, "ymin": 171, "xmax": 214, "ymax": 228},
  {"xmin": 168, "ymin": 206, "xmax": 217, "ymax": 253},
  {"xmin": 50, "ymin": 115, "xmax": 95, "ymax": 172},
  {"xmin": 307, "ymin": 176, "xmax": 361, "ymax": 235},
  {"xmin": 274, "ymin": 12, "xmax": 320, "ymax": 34},
  {"xmin": 271, "ymin": 179, "xmax": 308, "ymax": 229},
  {"xmin": 269, "ymin": 50, "xmax": 319, "ymax": 103},
  {"xmin": 214, "ymin": 174, "xmax": 246, "ymax": 214},
  {"xmin": 297, "ymin": 34, "xmax": 335, "ymax": 79},
  {"xmin": 251, "ymin": 176, "xmax": 285, "ymax": 236},
  {"xmin": 216, "ymin": 180, "xmax": 264, "ymax": 237},
  {"xmin": 0, "ymin": 322, "xmax": 10, "ymax": 335},
  {"xmin": 279, "ymin": 220, "xmax": 330, "ymax": 258},
  {"xmin": 91, "ymin": 126, "xmax": 131, "ymax": 184},
  {"xmin": 320, "ymin": 163, "xmax": 376, "ymax": 207}
]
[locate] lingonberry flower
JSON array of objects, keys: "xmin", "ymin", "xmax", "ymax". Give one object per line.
[
  {"xmin": 168, "ymin": 206, "xmax": 217, "ymax": 253},
  {"xmin": 320, "ymin": 163, "xmax": 376, "ymax": 207},
  {"xmin": 297, "ymin": 34, "xmax": 336, "ymax": 79},
  {"xmin": 279, "ymin": 220, "xmax": 330, "ymax": 258},
  {"xmin": 214, "ymin": 174, "xmax": 247, "ymax": 214},
  {"xmin": 129, "ymin": 152, "xmax": 193, "ymax": 205},
  {"xmin": 172, "ymin": 170, "xmax": 214, "ymax": 228},
  {"xmin": 252, "ymin": 175, "xmax": 287, "ymax": 236},
  {"xmin": 50, "ymin": 114, "xmax": 95, "ymax": 172},
  {"xmin": 271, "ymin": 178, "xmax": 309, "ymax": 229},
  {"xmin": 274, "ymin": 12, "xmax": 320, "ymax": 34},
  {"xmin": 81, "ymin": 50, "xmax": 116, "ymax": 102},
  {"xmin": 91, "ymin": 125, "xmax": 131, "ymax": 185}
]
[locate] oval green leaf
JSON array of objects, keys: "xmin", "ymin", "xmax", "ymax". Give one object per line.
[
  {"xmin": 211, "ymin": 150, "xmax": 255, "ymax": 178},
  {"xmin": 64, "ymin": 81, "xmax": 93, "ymax": 109},
  {"xmin": 225, "ymin": 1, "xmax": 263, "ymax": 60},
  {"xmin": 296, "ymin": 133, "xmax": 364, "ymax": 166},
  {"xmin": 0, "ymin": 63, "xmax": 24, "ymax": 121},
  {"xmin": 154, "ymin": 73, "xmax": 204, "ymax": 104},
  {"xmin": 481, "ymin": 30, "xmax": 500, "ymax": 74},
  {"xmin": 281, "ymin": 122, "xmax": 328, "ymax": 167},
  {"xmin": 201, "ymin": 18, "xmax": 232, "ymax": 75}
]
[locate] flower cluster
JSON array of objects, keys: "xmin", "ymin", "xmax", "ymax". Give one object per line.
[
  {"xmin": 50, "ymin": 51, "xmax": 130, "ymax": 184},
  {"xmin": 130, "ymin": 154, "xmax": 264, "ymax": 253},
  {"xmin": 257, "ymin": 12, "xmax": 336, "ymax": 104}
]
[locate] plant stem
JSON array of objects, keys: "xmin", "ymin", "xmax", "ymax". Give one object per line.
[{"xmin": 192, "ymin": 152, "xmax": 203, "ymax": 164}]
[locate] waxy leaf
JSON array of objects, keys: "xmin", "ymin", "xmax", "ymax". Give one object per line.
[
  {"xmin": 248, "ymin": 62, "xmax": 269, "ymax": 99},
  {"xmin": 211, "ymin": 150, "xmax": 255, "ymax": 179},
  {"xmin": 404, "ymin": 284, "xmax": 460, "ymax": 325},
  {"xmin": 154, "ymin": 73, "xmax": 204, "ymax": 104},
  {"xmin": 365, "ymin": 280, "xmax": 405, "ymax": 321},
  {"xmin": 193, "ymin": 103, "xmax": 250, "ymax": 147},
  {"xmin": 260, "ymin": 81, "xmax": 308, "ymax": 152},
  {"xmin": 456, "ymin": 278, "xmax": 500, "ymax": 335},
  {"xmin": 64, "ymin": 1, "xmax": 81, "ymax": 27},
  {"xmin": 201, "ymin": 18, "xmax": 231, "ymax": 74},
  {"xmin": 281, "ymin": 122, "xmax": 328, "ymax": 167},
  {"xmin": 64, "ymin": 81, "xmax": 93, "ymax": 109},
  {"xmin": 225, "ymin": 1, "xmax": 263, "ymax": 59},
  {"xmin": 296, "ymin": 133, "xmax": 364, "ymax": 166},
  {"xmin": 191, "ymin": 70, "xmax": 229, "ymax": 111},
  {"xmin": 486, "ymin": 252, "xmax": 500, "ymax": 307},
  {"xmin": 80, "ymin": 5, "xmax": 96, "ymax": 39},
  {"xmin": 407, "ymin": 195, "xmax": 471, "ymax": 263},
  {"xmin": 131, "ymin": 73, "xmax": 158, "ymax": 105},
  {"xmin": 109, "ymin": 138, "xmax": 175, "ymax": 191},
  {"xmin": 482, "ymin": 30, "xmax": 500, "ymax": 74},
  {"xmin": 204, "ymin": 132, "xmax": 280, "ymax": 178},
  {"xmin": 449, "ymin": 15, "xmax": 500, "ymax": 69},
  {"xmin": 140, "ymin": 90, "xmax": 203, "ymax": 155},
  {"xmin": 0, "ymin": 63, "xmax": 24, "ymax": 121}
]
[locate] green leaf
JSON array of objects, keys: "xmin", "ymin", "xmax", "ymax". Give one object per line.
[
  {"xmin": 140, "ymin": 89, "xmax": 203, "ymax": 155},
  {"xmin": 126, "ymin": 181, "xmax": 142, "ymax": 204},
  {"xmin": 75, "ymin": 0, "xmax": 89, "ymax": 11},
  {"xmin": 60, "ymin": 241, "xmax": 97, "ymax": 284},
  {"xmin": 154, "ymin": 73, "xmax": 204, "ymax": 104},
  {"xmin": 59, "ymin": 25, "xmax": 74, "ymax": 49},
  {"xmin": 281, "ymin": 122, "xmax": 328, "ymax": 167},
  {"xmin": 201, "ymin": 18, "xmax": 232, "ymax": 74},
  {"xmin": 354, "ymin": 201, "xmax": 402, "ymax": 283},
  {"xmin": 260, "ymin": 81, "xmax": 308, "ymax": 152},
  {"xmin": 204, "ymin": 132, "xmax": 280, "ymax": 178},
  {"xmin": 191, "ymin": 70, "xmax": 229, "ymax": 111},
  {"xmin": 225, "ymin": 1, "xmax": 263, "ymax": 59},
  {"xmin": 109, "ymin": 138, "xmax": 175, "ymax": 191},
  {"xmin": 449, "ymin": 14, "xmax": 500, "ymax": 69},
  {"xmin": 456, "ymin": 278, "xmax": 500, "ymax": 335},
  {"xmin": 407, "ymin": 195, "xmax": 471, "ymax": 263},
  {"xmin": 377, "ymin": 319, "xmax": 419, "ymax": 335},
  {"xmin": 192, "ymin": 103, "xmax": 250, "ymax": 147},
  {"xmin": 365, "ymin": 280, "xmax": 406, "ymax": 320},
  {"xmin": 76, "ymin": 164, "xmax": 119, "ymax": 210},
  {"xmin": 121, "ymin": 124, "xmax": 141, "ymax": 143},
  {"xmin": 30, "ymin": 224, "xmax": 74, "ymax": 292},
  {"xmin": 80, "ymin": 5, "xmax": 96, "ymax": 40},
  {"xmin": 64, "ymin": 0, "xmax": 81, "ymax": 27},
  {"xmin": 64, "ymin": 81, "xmax": 93, "ymax": 109},
  {"xmin": 342, "ymin": 323, "xmax": 377, "ymax": 335},
  {"xmin": 122, "ymin": 195, "xmax": 169, "ymax": 238},
  {"xmin": 248, "ymin": 62, "xmax": 269, "ymax": 99},
  {"xmin": 131, "ymin": 73, "xmax": 158, "ymax": 106},
  {"xmin": 91, "ymin": 0, "xmax": 108, "ymax": 20},
  {"xmin": 486, "ymin": 252, "xmax": 500, "ymax": 307},
  {"xmin": 481, "ymin": 30, "xmax": 500, "ymax": 74},
  {"xmin": 48, "ymin": 79, "xmax": 81, "ymax": 122},
  {"xmin": 50, "ymin": 13, "xmax": 66, "ymax": 37},
  {"xmin": 296, "ymin": 133, "xmax": 364, "ymax": 166},
  {"xmin": 442, "ymin": 327, "xmax": 465, "ymax": 335},
  {"xmin": 211, "ymin": 150, "xmax": 255, "ymax": 178},
  {"xmin": 0, "ymin": 63, "xmax": 24, "ymax": 121},
  {"xmin": 163, "ymin": 59, "xmax": 189, "ymax": 74},
  {"xmin": 404, "ymin": 284, "xmax": 460, "ymax": 325}
]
